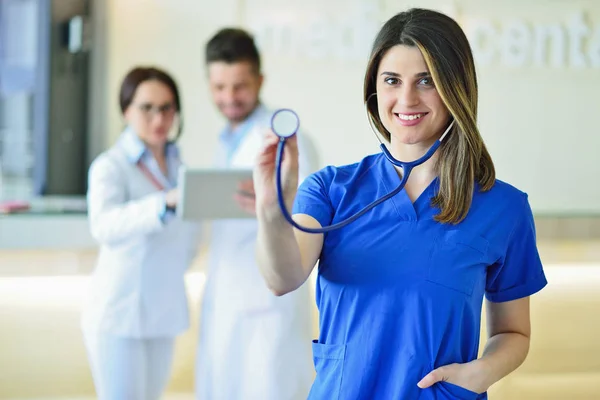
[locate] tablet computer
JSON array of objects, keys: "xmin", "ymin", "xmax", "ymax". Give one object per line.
[{"xmin": 177, "ymin": 166, "xmax": 255, "ymax": 220}]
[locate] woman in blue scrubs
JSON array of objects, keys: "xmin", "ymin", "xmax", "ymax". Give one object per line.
[{"xmin": 253, "ymin": 8, "xmax": 547, "ymax": 400}]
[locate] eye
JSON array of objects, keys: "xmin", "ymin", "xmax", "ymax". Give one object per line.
[
  {"xmin": 138, "ymin": 103, "xmax": 153, "ymax": 112},
  {"xmin": 384, "ymin": 77, "xmax": 400, "ymax": 85},
  {"xmin": 159, "ymin": 103, "xmax": 175, "ymax": 113},
  {"xmin": 418, "ymin": 76, "xmax": 434, "ymax": 86}
]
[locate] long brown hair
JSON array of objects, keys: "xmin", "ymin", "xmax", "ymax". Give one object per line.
[{"xmin": 363, "ymin": 8, "xmax": 495, "ymax": 224}]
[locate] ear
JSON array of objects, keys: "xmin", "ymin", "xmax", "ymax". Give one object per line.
[
  {"xmin": 123, "ymin": 106, "xmax": 132, "ymax": 124},
  {"xmin": 258, "ymin": 73, "xmax": 264, "ymax": 89}
]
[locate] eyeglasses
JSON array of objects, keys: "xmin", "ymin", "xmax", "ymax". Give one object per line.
[{"xmin": 134, "ymin": 102, "xmax": 176, "ymax": 119}]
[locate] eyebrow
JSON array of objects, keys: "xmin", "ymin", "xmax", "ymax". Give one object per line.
[{"xmin": 380, "ymin": 71, "xmax": 430, "ymax": 78}]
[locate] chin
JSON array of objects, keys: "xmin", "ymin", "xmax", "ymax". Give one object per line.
[
  {"xmin": 221, "ymin": 106, "xmax": 251, "ymax": 121},
  {"xmin": 392, "ymin": 126, "xmax": 441, "ymax": 146},
  {"xmin": 226, "ymin": 112, "xmax": 248, "ymax": 123},
  {"xmin": 150, "ymin": 135, "xmax": 169, "ymax": 147},
  {"xmin": 389, "ymin": 131, "xmax": 422, "ymax": 145}
]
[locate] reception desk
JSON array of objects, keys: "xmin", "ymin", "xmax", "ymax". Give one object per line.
[{"xmin": 0, "ymin": 212, "xmax": 206, "ymax": 399}]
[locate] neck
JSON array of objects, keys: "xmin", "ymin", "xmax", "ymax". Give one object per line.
[
  {"xmin": 388, "ymin": 139, "xmax": 439, "ymax": 182},
  {"xmin": 390, "ymin": 137, "xmax": 439, "ymax": 164},
  {"xmin": 148, "ymin": 144, "xmax": 168, "ymax": 176},
  {"xmin": 228, "ymin": 102, "xmax": 260, "ymax": 132},
  {"xmin": 147, "ymin": 144, "xmax": 166, "ymax": 163}
]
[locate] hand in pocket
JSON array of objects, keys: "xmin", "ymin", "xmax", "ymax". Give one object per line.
[{"xmin": 417, "ymin": 361, "xmax": 485, "ymax": 395}]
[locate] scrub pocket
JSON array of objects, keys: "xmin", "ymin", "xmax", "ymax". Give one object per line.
[
  {"xmin": 309, "ymin": 340, "xmax": 346, "ymax": 400},
  {"xmin": 427, "ymin": 230, "xmax": 489, "ymax": 296},
  {"xmin": 437, "ymin": 381, "xmax": 480, "ymax": 400}
]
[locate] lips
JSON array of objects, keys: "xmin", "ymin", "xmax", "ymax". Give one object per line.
[
  {"xmin": 396, "ymin": 113, "xmax": 427, "ymax": 121},
  {"xmin": 394, "ymin": 112, "xmax": 428, "ymax": 126}
]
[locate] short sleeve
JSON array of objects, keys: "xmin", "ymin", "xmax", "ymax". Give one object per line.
[
  {"xmin": 292, "ymin": 167, "xmax": 335, "ymax": 228},
  {"xmin": 485, "ymin": 193, "xmax": 548, "ymax": 302}
]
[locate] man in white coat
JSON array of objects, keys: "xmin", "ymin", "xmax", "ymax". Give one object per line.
[{"xmin": 195, "ymin": 28, "xmax": 317, "ymax": 400}]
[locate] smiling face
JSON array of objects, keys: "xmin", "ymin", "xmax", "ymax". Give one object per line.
[
  {"xmin": 208, "ymin": 60, "xmax": 263, "ymax": 125},
  {"xmin": 375, "ymin": 45, "xmax": 450, "ymax": 149}
]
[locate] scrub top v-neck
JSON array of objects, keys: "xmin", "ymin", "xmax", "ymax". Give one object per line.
[{"xmin": 293, "ymin": 153, "xmax": 547, "ymax": 400}]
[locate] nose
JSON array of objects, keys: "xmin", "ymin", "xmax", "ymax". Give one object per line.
[
  {"xmin": 149, "ymin": 111, "xmax": 167, "ymax": 126},
  {"xmin": 399, "ymin": 84, "xmax": 420, "ymax": 107},
  {"xmin": 222, "ymin": 87, "xmax": 236, "ymax": 104}
]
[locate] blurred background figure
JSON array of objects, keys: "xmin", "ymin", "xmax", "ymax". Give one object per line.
[
  {"xmin": 194, "ymin": 28, "xmax": 315, "ymax": 400},
  {"xmin": 81, "ymin": 67, "xmax": 200, "ymax": 400}
]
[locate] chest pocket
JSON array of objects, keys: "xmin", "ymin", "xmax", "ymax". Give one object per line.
[{"xmin": 427, "ymin": 230, "xmax": 489, "ymax": 296}]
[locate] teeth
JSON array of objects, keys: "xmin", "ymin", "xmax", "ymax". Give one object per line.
[{"xmin": 398, "ymin": 113, "xmax": 423, "ymax": 121}]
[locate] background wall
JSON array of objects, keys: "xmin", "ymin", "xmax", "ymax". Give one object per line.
[
  {"xmin": 89, "ymin": 0, "xmax": 600, "ymax": 216},
  {"xmin": 2, "ymin": 1, "xmax": 599, "ymax": 398}
]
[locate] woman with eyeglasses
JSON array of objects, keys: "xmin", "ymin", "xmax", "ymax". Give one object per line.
[{"xmin": 81, "ymin": 66, "xmax": 200, "ymax": 400}]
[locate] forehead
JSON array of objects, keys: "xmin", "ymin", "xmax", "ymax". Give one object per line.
[
  {"xmin": 377, "ymin": 45, "xmax": 429, "ymax": 74},
  {"xmin": 132, "ymin": 80, "xmax": 174, "ymax": 103},
  {"xmin": 208, "ymin": 61, "xmax": 257, "ymax": 83}
]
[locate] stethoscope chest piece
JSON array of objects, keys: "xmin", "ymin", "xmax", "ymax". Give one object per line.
[{"xmin": 271, "ymin": 109, "xmax": 300, "ymax": 139}]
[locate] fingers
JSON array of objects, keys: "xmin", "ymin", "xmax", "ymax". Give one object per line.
[
  {"xmin": 255, "ymin": 142, "xmax": 278, "ymax": 168},
  {"xmin": 237, "ymin": 179, "xmax": 255, "ymax": 196},
  {"xmin": 261, "ymin": 130, "xmax": 281, "ymax": 156},
  {"xmin": 417, "ymin": 366, "xmax": 449, "ymax": 389},
  {"xmin": 255, "ymin": 129, "xmax": 299, "ymax": 176},
  {"xmin": 233, "ymin": 193, "xmax": 257, "ymax": 215},
  {"xmin": 262, "ymin": 128, "xmax": 298, "ymax": 153},
  {"xmin": 263, "ymin": 128, "xmax": 281, "ymax": 143},
  {"xmin": 255, "ymin": 137, "xmax": 293, "ymax": 172},
  {"xmin": 263, "ymin": 129, "xmax": 297, "ymax": 166},
  {"xmin": 281, "ymin": 136, "xmax": 299, "ymax": 169},
  {"xmin": 284, "ymin": 132, "xmax": 298, "ymax": 150},
  {"xmin": 165, "ymin": 188, "xmax": 179, "ymax": 208}
]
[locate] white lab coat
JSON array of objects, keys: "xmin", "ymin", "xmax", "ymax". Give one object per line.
[
  {"xmin": 82, "ymin": 130, "xmax": 200, "ymax": 337},
  {"xmin": 195, "ymin": 105, "xmax": 315, "ymax": 400}
]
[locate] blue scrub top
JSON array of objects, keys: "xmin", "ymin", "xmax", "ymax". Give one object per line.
[{"xmin": 293, "ymin": 153, "xmax": 547, "ymax": 400}]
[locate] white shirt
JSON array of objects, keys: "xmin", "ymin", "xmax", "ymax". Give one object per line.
[
  {"xmin": 208, "ymin": 104, "xmax": 317, "ymax": 310},
  {"xmin": 81, "ymin": 128, "xmax": 200, "ymax": 337},
  {"xmin": 196, "ymin": 104, "xmax": 316, "ymax": 399}
]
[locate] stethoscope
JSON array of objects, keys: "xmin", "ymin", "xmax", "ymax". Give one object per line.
[{"xmin": 270, "ymin": 108, "xmax": 455, "ymax": 234}]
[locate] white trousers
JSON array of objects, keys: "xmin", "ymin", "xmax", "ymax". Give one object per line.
[
  {"xmin": 195, "ymin": 288, "xmax": 314, "ymax": 400},
  {"xmin": 83, "ymin": 332, "xmax": 175, "ymax": 400}
]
